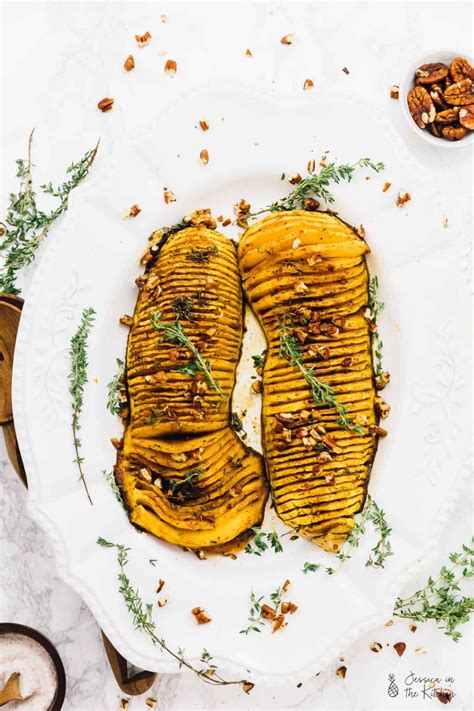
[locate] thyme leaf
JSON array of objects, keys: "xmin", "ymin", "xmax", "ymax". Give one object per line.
[
  {"xmin": 97, "ymin": 538, "xmax": 252, "ymax": 689},
  {"xmin": 302, "ymin": 495, "xmax": 392, "ymax": 574},
  {"xmin": 278, "ymin": 315, "xmax": 364, "ymax": 435},
  {"xmin": 69, "ymin": 307, "xmax": 96, "ymax": 505},
  {"xmin": 245, "ymin": 528, "xmax": 284, "ymax": 556},
  {"xmin": 240, "ymin": 591, "xmax": 265, "ymax": 634},
  {"xmin": 168, "ymin": 468, "xmax": 203, "ymax": 494},
  {"xmin": 186, "ymin": 246, "xmax": 219, "ymax": 262},
  {"xmin": 151, "ymin": 311, "xmax": 226, "ymax": 400},
  {"xmin": 0, "ymin": 131, "xmax": 99, "ymax": 294},
  {"xmin": 394, "ymin": 540, "xmax": 474, "ymax": 641},
  {"xmin": 106, "ymin": 358, "xmax": 125, "ymax": 415},
  {"xmin": 368, "ymin": 275, "xmax": 385, "ymax": 377},
  {"xmin": 251, "ymin": 158, "xmax": 384, "ymax": 215},
  {"xmin": 102, "ymin": 469, "xmax": 126, "ymax": 509}
]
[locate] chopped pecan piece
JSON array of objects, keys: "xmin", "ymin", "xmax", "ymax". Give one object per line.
[
  {"xmin": 97, "ymin": 97, "xmax": 114, "ymax": 112},
  {"xmin": 163, "ymin": 189, "xmax": 176, "ymax": 204},
  {"xmin": 280, "ymin": 34, "xmax": 294, "ymax": 45},
  {"xmin": 135, "ymin": 31, "xmax": 152, "ymax": 47},
  {"xmin": 245, "ymin": 48, "xmax": 253, "ymax": 57},
  {"xmin": 120, "ymin": 314, "xmax": 133, "ymax": 326},
  {"xmin": 261, "ymin": 604, "xmax": 276, "ymax": 619},
  {"xmin": 199, "ymin": 119, "xmax": 209, "ymax": 131},
  {"xmin": 393, "ymin": 642, "xmax": 406, "ymax": 657},
  {"xmin": 199, "ymin": 149, "xmax": 209, "ymax": 165},
  {"xmin": 396, "ymin": 190, "xmax": 411, "ymax": 207},
  {"xmin": 123, "ymin": 55, "xmax": 135, "ymax": 71},
  {"xmin": 191, "ymin": 606, "xmax": 211, "ymax": 624},
  {"xmin": 336, "ymin": 666, "xmax": 347, "ymax": 679},
  {"xmin": 303, "ymin": 78, "xmax": 314, "ymax": 90},
  {"xmin": 390, "ymin": 85, "xmax": 399, "ymax": 99},
  {"xmin": 281, "ymin": 601, "xmax": 298, "ymax": 614},
  {"xmin": 123, "ymin": 204, "xmax": 141, "ymax": 219},
  {"xmin": 165, "ymin": 59, "xmax": 177, "ymax": 75},
  {"xmin": 272, "ymin": 614, "xmax": 286, "ymax": 632}
]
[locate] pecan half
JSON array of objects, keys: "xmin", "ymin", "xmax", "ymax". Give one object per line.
[
  {"xmin": 415, "ymin": 62, "xmax": 449, "ymax": 85},
  {"xmin": 450, "ymin": 57, "xmax": 474, "ymax": 83},
  {"xmin": 407, "ymin": 86, "xmax": 435, "ymax": 128},
  {"xmin": 443, "ymin": 79, "xmax": 474, "ymax": 106},
  {"xmin": 458, "ymin": 104, "xmax": 474, "ymax": 129},
  {"xmin": 435, "ymin": 107, "xmax": 459, "ymax": 124},
  {"xmin": 97, "ymin": 97, "xmax": 114, "ymax": 112},
  {"xmin": 430, "ymin": 87, "xmax": 448, "ymax": 110},
  {"xmin": 430, "ymin": 123, "xmax": 442, "ymax": 138},
  {"xmin": 123, "ymin": 55, "xmax": 135, "ymax": 71},
  {"xmin": 441, "ymin": 125, "xmax": 468, "ymax": 141}
]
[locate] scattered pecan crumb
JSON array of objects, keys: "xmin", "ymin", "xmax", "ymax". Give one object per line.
[
  {"xmin": 356, "ymin": 224, "xmax": 365, "ymax": 238},
  {"xmin": 442, "ymin": 217, "xmax": 448, "ymax": 228},
  {"xmin": 288, "ymin": 172, "xmax": 302, "ymax": 184},
  {"xmin": 325, "ymin": 473, "xmax": 335, "ymax": 485},
  {"xmin": 390, "ymin": 84, "xmax": 399, "ymax": 99},
  {"xmin": 120, "ymin": 314, "xmax": 133, "ymax": 326},
  {"xmin": 251, "ymin": 380, "xmax": 263, "ymax": 394},
  {"xmin": 165, "ymin": 59, "xmax": 177, "ymax": 75},
  {"xmin": 245, "ymin": 48, "xmax": 253, "ymax": 57},
  {"xmin": 307, "ymin": 158, "xmax": 316, "ymax": 172},
  {"xmin": 145, "ymin": 699, "xmax": 157, "ymax": 709},
  {"xmin": 375, "ymin": 371, "xmax": 390, "ymax": 390},
  {"xmin": 336, "ymin": 666, "xmax": 347, "ymax": 679},
  {"xmin": 396, "ymin": 190, "xmax": 411, "ymax": 207},
  {"xmin": 97, "ymin": 97, "xmax": 114, "ymax": 112},
  {"xmin": 393, "ymin": 642, "xmax": 406, "ymax": 657},
  {"xmin": 156, "ymin": 579, "xmax": 165, "ymax": 594},
  {"xmin": 342, "ymin": 67, "xmax": 350, "ymax": 75},
  {"xmin": 304, "ymin": 197, "xmax": 320, "ymax": 211},
  {"xmin": 196, "ymin": 549, "xmax": 207, "ymax": 560},
  {"xmin": 369, "ymin": 424, "xmax": 388, "ymax": 438},
  {"xmin": 120, "ymin": 699, "xmax": 130, "ymax": 710},
  {"xmin": 435, "ymin": 689, "xmax": 455, "ymax": 704},
  {"xmin": 199, "ymin": 119, "xmax": 210, "ymax": 131},
  {"xmin": 161, "ymin": 13, "xmax": 168, "ymax": 22},
  {"xmin": 370, "ymin": 642, "xmax": 383, "ymax": 653},
  {"xmin": 123, "ymin": 204, "xmax": 141, "ymax": 219},
  {"xmin": 303, "ymin": 78, "xmax": 314, "ymax": 90},
  {"xmin": 282, "ymin": 579, "xmax": 291, "ymax": 594},
  {"xmin": 385, "ymin": 619, "xmax": 394, "ymax": 627},
  {"xmin": 409, "ymin": 624, "xmax": 417, "ymax": 633},
  {"xmin": 382, "ymin": 181, "xmax": 392, "ymax": 192},
  {"xmin": 183, "ymin": 208, "xmax": 216, "ymax": 229},
  {"xmin": 158, "ymin": 595, "xmax": 169, "ymax": 608},
  {"xmin": 272, "ymin": 614, "xmax": 286, "ymax": 632},
  {"xmin": 222, "ymin": 218, "xmax": 231, "ymax": 227},
  {"xmin": 191, "ymin": 606, "xmax": 212, "ymax": 624},
  {"xmin": 123, "ymin": 55, "xmax": 135, "ymax": 72},
  {"xmin": 135, "ymin": 31, "xmax": 152, "ymax": 47},
  {"xmin": 200, "ymin": 149, "xmax": 209, "ymax": 165},
  {"xmin": 111, "ymin": 437, "xmax": 122, "ymax": 450},
  {"xmin": 242, "ymin": 681, "xmax": 254, "ymax": 694},
  {"xmin": 415, "ymin": 646, "xmax": 427, "ymax": 654},
  {"xmin": 281, "ymin": 601, "xmax": 298, "ymax": 614},
  {"xmin": 281, "ymin": 33, "xmax": 294, "ymax": 45},
  {"xmin": 163, "ymin": 189, "xmax": 176, "ymax": 204},
  {"xmin": 262, "ymin": 604, "xmax": 276, "ymax": 619}
]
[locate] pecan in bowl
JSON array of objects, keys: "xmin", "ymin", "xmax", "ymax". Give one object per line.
[{"xmin": 400, "ymin": 51, "xmax": 474, "ymax": 146}]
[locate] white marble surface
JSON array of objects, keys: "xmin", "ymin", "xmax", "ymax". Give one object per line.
[{"xmin": 1, "ymin": 1, "xmax": 472, "ymax": 710}]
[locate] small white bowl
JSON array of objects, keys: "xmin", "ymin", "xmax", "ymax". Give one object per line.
[{"xmin": 399, "ymin": 50, "xmax": 474, "ymax": 149}]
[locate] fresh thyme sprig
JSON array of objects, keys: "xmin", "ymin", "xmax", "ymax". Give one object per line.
[
  {"xmin": 245, "ymin": 528, "xmax": 284, "ymax": 556},
  {"xmin": 368, "ymin": 276, "xmax": 385, "ymax": 376},
  {"xmin": 393, "ymin": 541, "xmax": 474, "ymax": 642},
  {"xmin": 151, "ymin": 311, "xmax": 226, "ymax": 400},
  {"xmin": 97, "ymin": 538, "xmax": 253, "ymax": 691},
  {"xmin": 278, "ymin": 315, "xmax": 364, "ymax": 435},
  {"xmin": 302, "ymin": 495, "xmax": 392, "ymax": 574},
  {"xmin": 240, "ymin": 591, "xmax": 265, "ymax": 634},
  {"xmin": 186, "ymin": 246, "xmax": 219, "ymax": 262},
  {"xmin": 69, "ymin": 307, "xmax": 96, "ymax": 505},
  {"xmin": 0, "ymin": 131, "xmax": 99, "ymax": 294},
  {"xmin": 168, "ymin": 468, "xmax": 203, "ymax": 494},
  {"xmin": 251, "ymin": 158, "xmax": 384, "ymax": 216},
  {"xmin": 102, "ymin": 469, "xmax": 126, "ymax": 509},
  {"xmin": 230, "ymin": 412, "xmax": 248, "ymax": 439},
  {"xmin": 106, "ymin": 358, "xmax": 125, "ymax": 415}
]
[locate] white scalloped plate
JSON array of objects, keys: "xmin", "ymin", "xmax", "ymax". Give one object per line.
[{"xmin": 12, "ymin": 84, "xmax": 471, "ymax": 684}]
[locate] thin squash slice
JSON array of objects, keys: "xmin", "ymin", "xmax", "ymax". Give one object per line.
[
  {"xmin": 115, "ymin": 223, "xmax": 268, "ymax": 553},
  {"xmin": 238, "ymin": 210, "xmax": 382, "ymax": 553}
]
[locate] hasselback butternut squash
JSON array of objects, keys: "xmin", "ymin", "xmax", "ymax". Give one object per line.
[
  {"xmin": 238, "ymin": 210, "xmax": 381, "ymax": 553},
  {"xmin": 115, "ymin": 223, "xmax": 268, "ymax": 553}
]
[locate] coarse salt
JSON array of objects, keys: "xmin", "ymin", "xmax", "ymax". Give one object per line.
[{"xmin": 0, "ymin": 633, "xmax": 57, "ymax": 710}]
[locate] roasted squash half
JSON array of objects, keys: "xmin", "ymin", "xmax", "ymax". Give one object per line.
[
  {"xmin": 238, "ymin": 210, "xmax": 380, "ymax": 553},
  {"xmin": 115, "ymin": 224, "xmax": 268, "ymax": 553}
]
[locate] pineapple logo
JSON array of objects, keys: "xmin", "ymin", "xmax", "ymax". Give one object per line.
[{"xmin": 387, "ymin": 674, "xmax": 399, "ymax": 698}]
